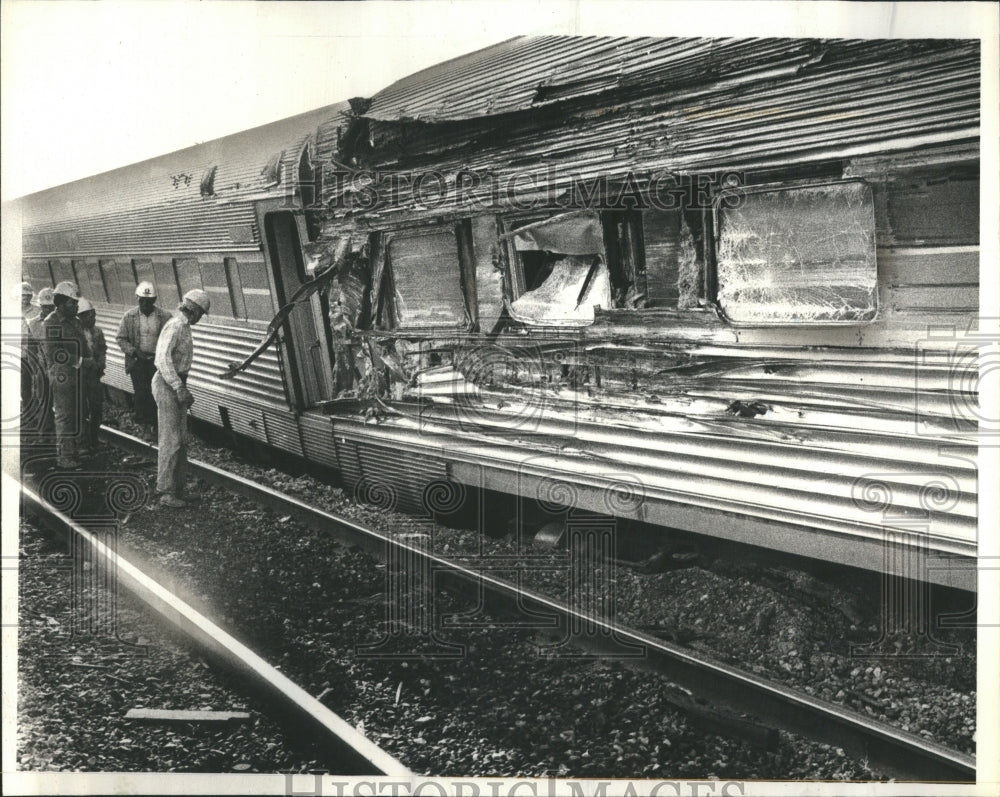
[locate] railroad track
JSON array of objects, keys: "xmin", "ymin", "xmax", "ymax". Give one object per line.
[
  {"xmin": 14, "ymin": 469, "xmax": 410, "ymax": 777},
  {"xmin": 92, "ymin": 424, "xmax": 976, "ymax": 782}
]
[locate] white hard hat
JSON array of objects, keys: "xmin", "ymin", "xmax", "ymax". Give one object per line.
[
  {"xmin": 78, "ymin": 297, "xmax": 95, "ymax": 314},
  {"xmin": 19, "ymin": 281, "xmax": 34, "ymax": 297},
  {"xmin": 136, "ymin": 281, "xmax": 157, "ymax": 299},
  {"xmin": 53, "ymin": 281, "xmax": 80, "ymax": 300},
  {"xmin": 37, "ymin": 287, "xmax": 55, "ymax": 305},
  {"xmin": 182, "ymin": 288, "xmax": 211, "ymax": 314}
]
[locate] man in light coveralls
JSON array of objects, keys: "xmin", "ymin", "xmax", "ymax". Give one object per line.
[{"xmin": 153, "ymin": 289, "xmax": 210, "ymax": 508}]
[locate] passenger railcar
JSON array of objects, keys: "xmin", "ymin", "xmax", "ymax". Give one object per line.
[{"xmin": 19, "ymin": 37, "xmax": 981, "ymax": 590}]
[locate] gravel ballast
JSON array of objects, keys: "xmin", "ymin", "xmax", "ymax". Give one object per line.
[{"xmin": 17, "ymin": 410, "xmax": 976, "ymax": 778}]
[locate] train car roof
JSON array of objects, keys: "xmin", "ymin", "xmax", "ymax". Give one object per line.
[
  {"xmin": 19, "ymin": 101, "xmax": 350, "ymax": 256},
  {"xmin": 362, "ymin": 36, "xmax": 980, "ymax": 125}
]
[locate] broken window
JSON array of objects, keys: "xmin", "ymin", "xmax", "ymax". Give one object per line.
[
  {"xmin": 715, "ymin": 181, "xmax": 877, "ymax": 325},
  {"xmin": 503, "ymin": 210, "xmax": 611, "ymax": 326},
  {"xmin": 385, "ymin": 228, "xmax": 468, "ymax": 328}
]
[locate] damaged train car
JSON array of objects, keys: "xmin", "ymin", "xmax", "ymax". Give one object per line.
[{"xmin": 20, "ymin": 37, "xmax": 981, "ymax": 590}]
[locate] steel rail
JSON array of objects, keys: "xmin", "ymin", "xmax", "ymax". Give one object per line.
[
  {"xmin": 14, "ymin": 471, "xmax": 410, "ymax": 777},
  {"xmin": 100, "ymin": 425, "xmax": 976, "ymax": 781}
]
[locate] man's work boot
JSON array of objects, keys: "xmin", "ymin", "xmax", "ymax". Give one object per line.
[{"xmin": 159, "ymin": 494, "xmax": 188, "ymax": 508}]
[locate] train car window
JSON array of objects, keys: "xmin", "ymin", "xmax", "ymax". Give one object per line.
[
  {"xmin": 638, "ymin": 208, "xmax": 706, "ymax": 310},
  {"xmin": 99, "ymin": 260, "xmax": 125, "ymax": 305},
  {"xmin": 174, "ymin": 257, "xmax": 203, "ymax": 298},
  {"xmin": 502, "ymin": 210, "xmax": 611, "ymax": 326},
  {"xmin": 224, "ymin": 257, "xmax": 247, "ymax": 318},
  {"xmin": 880, "ymin": 170, "xmax": 979, "ymax": 247},
  {"xmin": 152, "ymin": 261, "xmax": 180, "ymax": 308},
  {"xmin": 50, "ymin": 259, "xmax": 74, "ymax": 287},
  {"xmin": 237, "ymin": 259, "xmax": 275, "ymax": 321},
  {"xmin": 23, "ymin": 260, "xmax": 53, "ymax": 292},
  {"xmin": 200, "ymin": 260, "xmax": 235, "ymax": 318},
  {"xmin": 132, "ymin": 259, "xmax": 155, "ymax": 291},
  {"xmin": 72, "ymin": 260, "xmax": 94, "ymax": 301},
  {"xmin": 385, "ymin": 227, "xmax": 467, "ymax": 328},
  {"xmin": 715, "ymin": 180, "xmax": 877, "ymax": 325},
  {"xmin": 85, "ymin": 262, "xmax": 109, "ymax": 303},
  {"xmin": 503, "ymin": 215, "xmax": 554, "ymax": 297}
]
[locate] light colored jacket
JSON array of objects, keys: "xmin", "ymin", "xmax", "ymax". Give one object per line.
[
  {"xmin": 154, "ymin": 314, "xmax": 193, "ymax": 394},
  {"xmin": 116, "ymin": 305, "xmax": 172, "ymax": 373},
  {"xmin": 83, "ymin": 326, "xmax": 107, "ymax": 376}
]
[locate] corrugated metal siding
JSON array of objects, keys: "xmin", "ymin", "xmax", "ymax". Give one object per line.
[
  {"xmin": 19, "ymin": 103, "xmax": 350, "ymax": 256},
  {"xmin": 332, "ymin": 39, "xmax": 978, "ymax": 218},
  {"xmin": 333, "ymin": 433, "xmax": 448, "ymax": 516}
]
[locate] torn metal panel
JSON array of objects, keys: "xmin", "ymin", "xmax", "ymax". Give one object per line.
[
  {"xmin": 502, "ymin": 209, "xmax": 605, "ymax": 255},
  {"xmin": 716, "ymin": 181, "xmax": 878, "ymax": 325},
  {"xmin": 509, "ymin": 257, "xmax": 612, "ymax": 326},
  {"xmin": 327, "ymin": 40, "xmax": 978, "ymax": 223}
]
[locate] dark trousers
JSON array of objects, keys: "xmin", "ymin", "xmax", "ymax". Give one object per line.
[
  {"xmin": 83, "ymin": 374, "xmax": 104, "ymax": 448},
  {"xmin": 130, "ymin": 357, "xmax": 157, "ymax": 426},
  {"xmin": 49, "ymin": 366, "xmax": 83, "ymax": 462}
]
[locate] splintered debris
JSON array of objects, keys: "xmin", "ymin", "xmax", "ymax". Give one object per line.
[{"xmin": 125, "ymin": 709, "xmax": 251, "ymax": 724}]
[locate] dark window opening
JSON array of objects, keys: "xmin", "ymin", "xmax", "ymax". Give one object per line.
[
  {"xmin": 502, "ymin": 210, "xmax": 610, "ymax": 326},
  {"xmin": 174, "ymin": 257, "xmax": 203, "ymax": 299},
  {"xmin": 99, "ymin": 260, "xmax": 125, "ymax": 305},
  {"xmin": 151, "ymin": 261, "xmax": 180, "ymax": 308},
  {"xmin": 224, "ymin": 257, "xmax": 247, "ymax": 319},
  {"xmin": 200, "ymin": 260, "xmax": 234, "ymax": 319},
  {"xmin": 72, "ymin": 260, "xmax": 93, "ymax": 301},
  {"xmin": 50, "ymin": 260, "xmax": 74, "ymax": 287}
]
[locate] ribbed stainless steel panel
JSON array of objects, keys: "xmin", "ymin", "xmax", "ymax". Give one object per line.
[
  {"xmin": 18, "ymin": 103, "xmax": 351, "ymax": 256},
  {"xmin": 337, "ymin": 39, "xmax": 978, "ymax": 217},
  {"xmin": 332, "ymin": 433, "xmax": 448, "ymax": 516}
]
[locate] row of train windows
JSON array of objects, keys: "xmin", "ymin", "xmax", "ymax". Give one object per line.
[
  {"xmin": 23, "ymin": 257, "xmax": 275, "ymax": 322},
  {"xmin": 382, "ymin": 174, "xmax": 980, "ymax": 328}
]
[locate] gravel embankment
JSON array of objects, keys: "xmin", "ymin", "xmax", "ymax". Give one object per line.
[
  {"xmin": 20, "ymin": 408, "xmax": 971, "ymax": 779},
  {"xmin": 152, "ymin": 412, "xmax": 976, "ymax": 757},
  {"xmin": 16, "ymin": 518, "xmax": 326, "ymax": 773}
]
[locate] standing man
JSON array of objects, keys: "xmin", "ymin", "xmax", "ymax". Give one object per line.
[
  {"xmin": 19, "ymin": 281, "xmax": 38, "ymax": 415},
  {"xmin": 116, "ymin": 281, "xmax": 171, "ymax": 439},
  {"xmin": 43, "ymin": 282, "xmax": 92, "ymax": 469},
  {"xmin": 26, "ymin": 287, "xmax": 58, "ymax": 448},
  {"xmin": 153, "ymin": 289, "xmax": 210, "ymax": 508},
  {"xmin": 77, "ymin": 298, "xmax": 107, "ymax": 454}
]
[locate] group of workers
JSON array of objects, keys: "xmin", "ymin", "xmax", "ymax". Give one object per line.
[{"xmin": 18, "ymin": 279, "xmax": 211, "ymax": 509}]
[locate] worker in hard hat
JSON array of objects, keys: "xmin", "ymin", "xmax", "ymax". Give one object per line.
[
  {"xmin": 152, "ymin": 289, "xmax": 210, "ymax": 507},
  {"xmin": 116, "ymin": 281, "xmax": 171, "ymax": 438},
  {"xmin": 43, "ymin": 281, "xmax": 93, "ymax": 469},
  {"xmin": 77, "ymin": 298, "xmax": 107, "ymax": 453},
  {"xmin": 24, "ymin": 286, "xmax": 58, "ymax": 450},
  {"xmin": 18, "ymin": 282, "xmax": 41, "ymax": 447}
]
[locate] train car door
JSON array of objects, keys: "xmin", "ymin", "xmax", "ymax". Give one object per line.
[{"xmin": 262, "ymin": 208, "xmax": 334, "ymax": 408}]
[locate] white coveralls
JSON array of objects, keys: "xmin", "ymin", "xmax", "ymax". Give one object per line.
[{"xmin": 152, "ymin": 313, "xmax": 193, "ymax": 497}]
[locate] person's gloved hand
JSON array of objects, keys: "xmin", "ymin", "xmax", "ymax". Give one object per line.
[{"xmin": 176, "ymin": 385, "xmax": 194, "ymax": 409}]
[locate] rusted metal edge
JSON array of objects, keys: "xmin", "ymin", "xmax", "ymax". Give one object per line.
[
  {"xmin": 100, "ymin": 426, "xmax": 976, "ymax": 781},
  {"xmin": 15, "ymin": 472, "xmax": 410, "ymax": 777}
]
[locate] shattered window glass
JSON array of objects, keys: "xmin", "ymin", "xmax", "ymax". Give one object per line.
[
  {"xmin": 503, "ymin": 211, "xmax": 611, "ymax": 326},
  {"xmin": 388, "ymin": 229, "xmax": 467, "ymax": 328},
  {"xmin": 509, "ymin": 256, "xmax": 610, "ymax": 326},
  {"xmin": 716, "ymin": 181, "xmax": 877, "ymax": 325}
]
